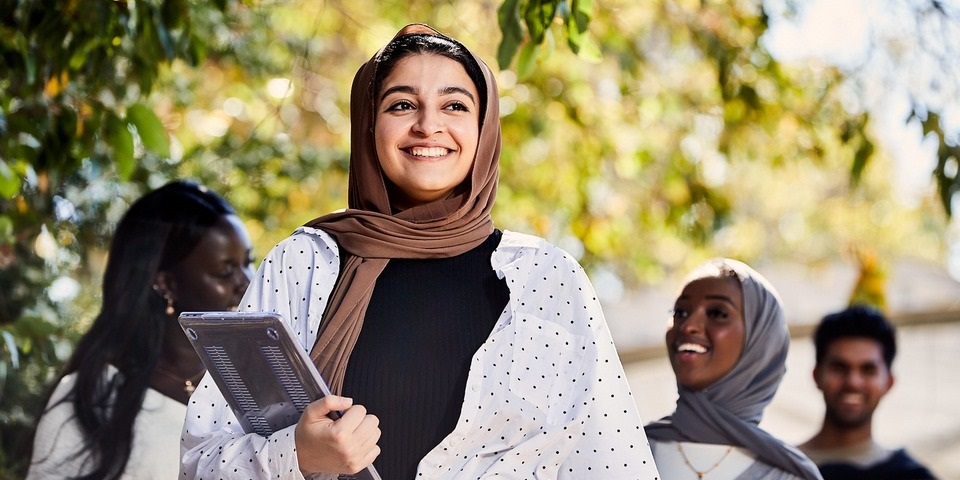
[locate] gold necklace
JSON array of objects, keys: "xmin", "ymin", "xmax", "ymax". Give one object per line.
[
  {"xmin": 677, "ymin": 443, "xmax": 734, "ymax": 479},
  {"xmin": 154, "ymin": 365, "xmax": 205, "ymax": 395}
]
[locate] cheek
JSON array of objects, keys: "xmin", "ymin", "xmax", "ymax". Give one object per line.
[
  {"xmin": 374, "ymin": 126, "xmax": 389, "ymax": 156},
  {"xmin": 450, "ymin": 121, "xmax": 479, "ymax": 151},
  {"xmin": 183, "ymin": 277, "xmax": 230, "ymax": 303},
  {"xmin": 665, "ymin": 326, "xmax": 677, "ymax": 345},
  {"xmin": 714, "ymin": 327, "xmax": 745, "ymax": 364}
]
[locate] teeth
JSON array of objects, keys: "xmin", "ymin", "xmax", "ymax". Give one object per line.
[
  {"xmin": 840, "ymin": 393, "xmax": 864, "ymax": 404},
  {"xmin": 677, "ymin": 343, "xmax": 707, "ymax": 354},
  {"xmin": 409, "ymin": 146, "xmax": 449, "ymax": 157}
]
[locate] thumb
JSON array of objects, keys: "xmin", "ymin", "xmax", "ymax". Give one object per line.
[{"xmin": 307, "ymin": 394, "xmax": 354, "ymax": 419}]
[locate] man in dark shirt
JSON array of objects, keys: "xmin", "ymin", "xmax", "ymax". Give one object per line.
[{"xmin": 798, "ymin": 305, "xmax": 936, "ymax": 479}]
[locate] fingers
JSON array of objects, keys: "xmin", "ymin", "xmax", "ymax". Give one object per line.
[
  {"xmin": 303, "ymin": 394, "xmax": 354, "ymax": 420},
  {"xmin": 295, "ymin": 396, "xmax": 381, "ymax": 475}
]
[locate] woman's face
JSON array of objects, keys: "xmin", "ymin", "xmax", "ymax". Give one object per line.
[
  {"xmin": 665, "ymin": 276, "xmax": 746, "ymax": 391},
  {"xmin": 164, "ymin": 214, "xmax": 253, "ymax": 313},
  {"xmin": 374, "ymin": 53, "xmax": 480, "ymax": 210}
]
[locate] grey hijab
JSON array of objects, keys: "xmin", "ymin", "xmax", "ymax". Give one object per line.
[{"xmin": 645, "ymin": 258, "xmax": 822, "ymax": 480}]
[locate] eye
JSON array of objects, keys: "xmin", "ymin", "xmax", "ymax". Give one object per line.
[
  {"xmin": 385, "ymin": 100, "xmax": 415, "ymax": 112},
  {"xmin": 215, "ymin": 266, "xmax": 236, "ymax": 279},
  {"xmin": 706, "ymin": 308, "xmax": 729, "ymax": 320},
  {"xmin": 670, "ymin": 308, "xmax": 688, "ymax": 320},
  {"xmin": 825, "ymin": 362, "xmax": 849, "ymax": 374},
  {"xmin": 445, "ymin": 101, "xmax": 470, "ymax": 112}
]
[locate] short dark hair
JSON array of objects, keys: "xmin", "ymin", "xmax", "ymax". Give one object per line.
[
  {"xmin": 373, "ymin": 33, "xmax": 488, "ymax": 124},
  {"xmin": 813, "ymin": 304, "xmax": 897, "ymax": 369}
]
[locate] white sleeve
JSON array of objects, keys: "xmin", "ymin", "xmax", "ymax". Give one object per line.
[{"xmin": 551, "ymin": 251, "xmax": 660, "ymax": 478}]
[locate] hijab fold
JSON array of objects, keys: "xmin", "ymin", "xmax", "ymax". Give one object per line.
[
  {"xmin": 645, "ymin": 258, "xmax": 823, "ymax": 480},
  {"xmin": 304, "ymin": 24, "xmax": 501, "ymax": 394}
]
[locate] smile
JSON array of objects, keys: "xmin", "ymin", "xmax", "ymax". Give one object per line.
[
  {"xmin": 407, "ymin": 146, "xmax": 451, "ymax": 157},
  {"xmin": 839, "ymin": 393, "xmax": 865, "ymax": 405},
  {"xmin": 676, "ymin": 343, "xmax": 708, "ymax": 354}
]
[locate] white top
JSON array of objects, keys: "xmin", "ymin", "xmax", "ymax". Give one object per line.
[
  {"xmin": 651, "ymin": 440, "xmax": 755, "ymax": 479},
  {"xmin": 27, "ymin": 367, "xmax": 187, "ymax": 480},
  {"xmin": 180, "ymin": 227, "xmax": 660, "ymax": 479}
]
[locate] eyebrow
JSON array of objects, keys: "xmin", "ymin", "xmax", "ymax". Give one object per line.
[{"xmin": 379, "ymin": 85, "xmax": 476, "ymax": 105}]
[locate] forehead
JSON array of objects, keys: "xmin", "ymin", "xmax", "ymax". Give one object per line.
[
  {"xmin": 679, "ymin": 276, "xmax": 743, "ymax": 304},
  {"xmin": 192, "ymin": 215, "xmax": 247, "ymax": 248},
  {"xmin": 381, "ymin": 54, "xmax": 475, "ymax": 89},
  {"xmin": 823, "ymin": 337, "xmax": 886, "ymax": 364}
]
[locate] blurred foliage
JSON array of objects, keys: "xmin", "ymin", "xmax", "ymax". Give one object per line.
[
  {"xmin": 767, "ymin": 0, "xmax": 960, "ymax": 214},
  {"xmin": 0, "ymin": 0, "xmax": 955, "ymax": 477}
]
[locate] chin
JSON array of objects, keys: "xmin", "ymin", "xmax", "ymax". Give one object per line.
[{"xmin": 827, "ymin": 410, "xmax": 873, "ymax": 429}]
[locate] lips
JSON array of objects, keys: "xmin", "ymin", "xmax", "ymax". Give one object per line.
[{"xmin": 672, "ymin": 338, "xmax": 711, "ymax": 364}]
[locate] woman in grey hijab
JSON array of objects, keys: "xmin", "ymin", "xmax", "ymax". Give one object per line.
[{"xmin": 645, "ymin": 258, "xmax": 822, "ymax": 479}]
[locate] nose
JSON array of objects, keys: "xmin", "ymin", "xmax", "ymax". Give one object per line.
[
  {"xmin": 844, "ymin": 370, "xmax": 865, "ymax": 389},
  {"xmin": 235, "ymin": 265, "xmax": 252, "ymax": 292},
  {"xmin": 412, "ymin": 108, "xmax": 442, "ymax": 136}
]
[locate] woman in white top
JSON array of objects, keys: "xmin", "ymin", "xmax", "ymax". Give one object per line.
[
  {"xmin": 645, "ymin": 258, "xmax": 822, "ymax": 479},
  {"xmin": 27, "ymin": 180, "xmax": 253, "ymax": 480},
  {"xmin": 180, "ymin": 23, "xmax": 659, "ymax": 480}
]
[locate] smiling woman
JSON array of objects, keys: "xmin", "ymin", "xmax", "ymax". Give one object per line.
[
  {"xmin": 374, "ymin": 53, "xmax": 480, "ymax": 209},
  {"xmin": 667, "ymin": 274, "xmax": 746, "ymax": 391},
  {"xmin": 180, "ymin": 23, "xmax": 661, "ymax": 480},
  {"xmin": 645, "ymin": 258, "xmax": 823, "ymax": 480}
]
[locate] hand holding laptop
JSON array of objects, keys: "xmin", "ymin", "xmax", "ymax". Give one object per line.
[
  {"xmin": 294, "ymin": 395, "xmax": 382, "ymax": 476},
  {"xmin": 179, "ymin": 311, "xmax": 382, "ymax": 480}
]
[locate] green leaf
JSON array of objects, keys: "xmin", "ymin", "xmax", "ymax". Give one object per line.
[
  {"xmin": 15, "ymin": 32, "xmax": 36, "ymax": 86},
  {"xmin": 107, "ymin": 114, "xmax": 135, "ymax": 180},
  {"xmin": 0, "ymin": 215, "xmax": 13, "ymax": 243},
  {"xmin": 0, "ymin": 160, "xmax": 19, "ymax": 199},
  {"xmin": 497, "ymin": 0, "xmax": 524, "ymax": 69},
  {"xmin": 570, "ymin": 0, "xmax": 593, "ymax": 33},
  {"xmin": 563, "ymin": 0, "xmax": 583, "ymax": 53},
  {"xmin": 575, "ymin": 34, "xmax": 602, "ymax": 63},
  {"xmin": 575, "ymin": 0, "xmax": 594, "ymax": 27},
  {"xmin": 850, "ymin": 138, "xmax": 874, "ymax": 186},
  {"xmin": 524, "ymin": 0, "xmax": 558, "ymax": 45},
  {"xmin": 566, "ymin": 14, "xmax": 583, "ymax": 52},
  {"xmin": 564, "ymin": 0, "xmax": 596, "ymax": 57},
  {"xmin": 517, "ymin": 41, "xmax": 539, "ymax": 80},
  {"xmin": 126, "ymin": 103, "xmax": 169, "ymax": 157}
]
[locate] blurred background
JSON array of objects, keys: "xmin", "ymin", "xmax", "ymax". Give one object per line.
[
  {"xmin": 608, "ymin": 257, "xmax": 960, "ymax": 479},
  {"xmin": 1, "ymin": 0, "xmax": 959, "ymax": 477}
]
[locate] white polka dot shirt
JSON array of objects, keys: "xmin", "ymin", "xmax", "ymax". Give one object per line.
[{"xmin": 180, "ymin": 228, "xmax": 660, "ymax": 479}]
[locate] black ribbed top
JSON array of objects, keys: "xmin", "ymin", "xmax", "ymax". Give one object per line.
[{"xmin": 341, "ymin": 230, "xmax": 509, "ymax": 480}]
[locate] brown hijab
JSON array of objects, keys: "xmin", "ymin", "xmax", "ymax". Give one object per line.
[{"xmin": 304, "ymin": 24, "xmax": 501, "ymax": 393}]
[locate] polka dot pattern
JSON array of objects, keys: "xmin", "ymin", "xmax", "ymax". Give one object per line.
[{"xmin": 181, "ymin": 228, "xmax": 660, "ymax": 479}]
